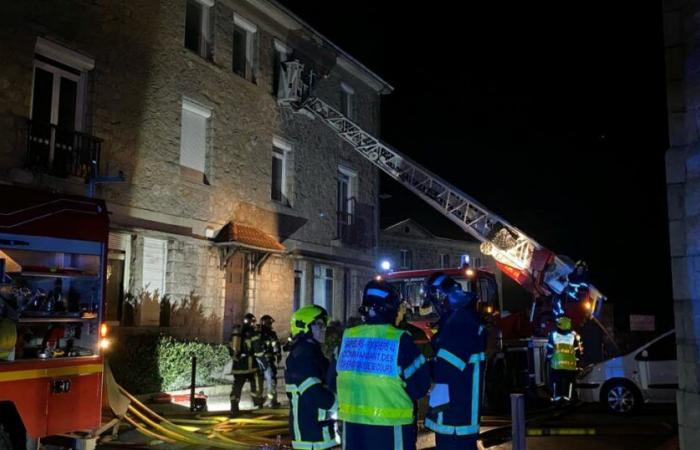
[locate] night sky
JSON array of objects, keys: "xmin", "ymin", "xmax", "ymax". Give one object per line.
[{"xmin": 278, "ymin": 1, "xmax": 671, "ymax": 329}]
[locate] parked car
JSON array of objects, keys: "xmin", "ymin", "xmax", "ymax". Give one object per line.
[{"xmin": 576, "ymin": 330, "xmax": 677, "ymax": 413}]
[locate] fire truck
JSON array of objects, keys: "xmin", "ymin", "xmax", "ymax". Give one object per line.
[{"xmin": 0, "ymin": 186, "xmax": 110, "ymax": 450}]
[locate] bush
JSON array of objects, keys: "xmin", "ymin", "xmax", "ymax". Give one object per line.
[{"xmin": 109, "ymin": 334, "xmax": 230, "ymax": 394}]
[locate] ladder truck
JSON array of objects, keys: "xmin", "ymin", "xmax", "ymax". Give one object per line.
[
  {"xmin": 278, "ymin": 60, "xmax": 606, "ymax": 323},
  {"xmin": 277, "ymin": 61, "xmax": 608, "ymax": 406}
]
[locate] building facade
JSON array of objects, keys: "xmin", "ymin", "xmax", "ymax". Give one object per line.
[
  {"xmin": 379, "ymin": 219, "xmax": 503, "ymax": 308},
  {"xmin": 0, "ymin": 0, "xmax": 391, "ymax": 341},
  {"xmin": 664, "ymin": 0, "xmax": 700, "ymax": 446}
]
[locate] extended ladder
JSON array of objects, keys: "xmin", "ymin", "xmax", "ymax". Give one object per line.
[{"xmin": 277, "ymin": 62, "xmax": 605, "ymax": 314}]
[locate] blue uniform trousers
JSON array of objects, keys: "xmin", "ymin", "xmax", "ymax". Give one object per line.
[{"xmin": 342, "ymin": 422, "xmax": 416, "ymax": 450}]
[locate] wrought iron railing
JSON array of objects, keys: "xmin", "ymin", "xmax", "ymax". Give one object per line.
[
  {"xmin": 336, "ymin": 197, "xmax": 375, "ymax": 249},
  {"xmin": 25, "ymin": 119, "xmax": 102, "ymax": 179}
]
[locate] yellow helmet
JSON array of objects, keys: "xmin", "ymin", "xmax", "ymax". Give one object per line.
[
  {"xmin": 290, "ymin": 305, "xmax": 329, "ymax": 337},
  {"xmin": 556, "ymin": 316, "xmax": 572, "ymax": 331}
]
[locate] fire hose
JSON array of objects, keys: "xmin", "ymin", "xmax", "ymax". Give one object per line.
[{"xmin": 116, "ymin": 385, "xmax": 291, "ymax": 449}]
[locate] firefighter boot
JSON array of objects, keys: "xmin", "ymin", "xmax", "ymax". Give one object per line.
[{"xmin": 230, "ymin": 397, "xmax": 240, "ymax": 417}]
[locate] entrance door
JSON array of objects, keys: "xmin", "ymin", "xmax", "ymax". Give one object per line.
[{"xmin": 224, "ymin": 252, "xmax": 245, "ymax": 339}]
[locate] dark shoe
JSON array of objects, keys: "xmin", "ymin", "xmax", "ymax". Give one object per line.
[{"xmin": 269, "ymin": 401, "xmax": 281, "ymax": 408}]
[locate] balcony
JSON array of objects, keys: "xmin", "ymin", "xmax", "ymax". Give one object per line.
[
  {"xmin": 25, "ymin": 119, "xmax": 102, "ymax": 179},
  {"xmin": 336, "ymin": 198, "xmax": 375, "ymax": 249}
]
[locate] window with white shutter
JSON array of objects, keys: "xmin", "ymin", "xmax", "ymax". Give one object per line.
[
  {"xmin": 142, "ymin": 237, "xmax": 167, "ymax": 296},
  {"xmin": 180, "ymin": 98, "xmax": 211, "ymax": 183}
]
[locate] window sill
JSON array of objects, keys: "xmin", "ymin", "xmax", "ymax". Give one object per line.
[
  {"xmin": 268, "ymin": 199, "xmax": 294, "ymax": 214},
  {"xmin": 180, "ymin": 165, "xmax": 211, "ymax": 189}
]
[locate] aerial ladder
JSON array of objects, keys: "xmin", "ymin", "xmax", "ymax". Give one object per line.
[{"xmin": 277, "ymin": 61, "xmax": 606, "ymax": 328}]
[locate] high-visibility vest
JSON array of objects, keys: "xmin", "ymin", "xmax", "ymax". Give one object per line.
[
  {"xmin": 336, "ymin": 324, "xmax": 414, "ymax": 426},
  {"xmin": 551, "ymin": 331, "xmax": 577, "ymax": 371}
]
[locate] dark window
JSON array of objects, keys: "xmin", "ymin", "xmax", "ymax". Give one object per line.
[
  {"xmin": 400, "ymin": 250, "xmax": 412, "ymax": 269},
  {"xmin": 440, "ymin": 254, "xmax": 450, "ymax": 268},
  {"xmin": 271, "ymin": 147, "xmax": 284, "ymax": 202},
  {"xmin": 31, "ymin": 67, "xmax": 54, "ymax": 124},
  {"xmin": 185, "ymin": 0, "xmax": 203, "ymax": 53},
  {"xmin": 293, "ymin": 269, "xmax": 302, "ymax": 311},
  {"xmin": 232, "ymin": 26, "xmax": 247, "ymax": 77},
  {"xmin": 639, "ymin": 334, "xmax": 677, "ymax": 361}
]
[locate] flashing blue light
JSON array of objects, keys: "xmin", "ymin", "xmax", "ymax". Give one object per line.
[{"xmin": 381, "ymin": 260, "xmax": 391, "ymax": 271}]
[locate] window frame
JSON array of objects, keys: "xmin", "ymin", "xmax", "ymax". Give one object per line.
[
  {"xmin": 400, "ymin": 249, "xmax": 413, "ymax": 270},
  {"xmin": 142, "ymin": 237, "xmax": 168, "ymax": 296},
  {"xmin": 233, "ymin": 14, "xmax": 258, "ymax": 83},
  {"xmin": 337, "ymin": 165, "xmax": 357, "ymax": 224},
  {"xmin": 184, "ymin": 0, "xmax": 214, "ymax": 60},
  {"xmin": 340, "ymin": 82, "xmax": 355, "ymax": 120},
  {"xmin": 440, "ymin": 253, "xmax": 450, "ymax": 269},
  {"xmin": 179, "ymin": 97, "xmax": 212, "ymax": 183},
  {"xmin": 271, "ymin": 136, "xmax": 291, "ymax": 203}
]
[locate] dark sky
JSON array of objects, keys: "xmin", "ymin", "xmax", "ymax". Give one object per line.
[{"xmin": 279, "ymin": 1, "xmax": 672, "ymax": 328}]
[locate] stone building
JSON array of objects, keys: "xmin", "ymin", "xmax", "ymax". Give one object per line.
[
  {"xmin": 664, "ymin": 0, "xmax": 700, "ymax": 446},
  {"xmin": 379, "ymin": 219, "xmax": 503, "ymax": 309},
  {"xmin": 0, "ymin": 0, "xmax": 392, "ymax": 340}
]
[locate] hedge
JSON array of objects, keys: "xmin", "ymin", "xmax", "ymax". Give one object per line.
[{"xmin": 109, "ymin": 334, "xmax": 230, "ymax": 394}]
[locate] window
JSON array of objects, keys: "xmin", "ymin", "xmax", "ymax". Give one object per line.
[
  {"xmin": 313, "ymin": 265, "xmax": 334, "ymax": 316},
  {"xmin": 337, "ymin": 166, "xmax": 356, "ymax": 224},
  {"xmin": 400, "ymin": 250, "xmax": 413, "ymax": 269},
  {"xmin": 142, "ymin": 237, "xmax": 167, "ymax": 295},
  {"xmin": 272, "ymin": 39, "xmax": 290, "ymax": 96},
  {"xmin": 184, "ymin": 0, "xmax": 213, "ymax": 59},
  {"xmin": 232, "ymin": 14, "xmax": 258, "ymax": 83},
  {"xmin": 637, "ymin": 334, "xmax": 677, "ymax": 361},
  {"xmin": 473, "ymin": 257, "xmax": 482, "ymax": 268},
  {"xmin": 460, "ymin": 254, "xmax": 471, "ymax": 267},
  {"xmin": 293, "ymin": 264, "xmax": 305, "ymax": 311},
  {"xmin": 180, "ymin": 98, "xmax": 211, "ymax": 183},
  {"xmin": 29, "ymin": 38, "xmax": 94, "ymax": 171},
  {"xmin": 341, "ymin": 82, "xmax": 354, "ymax": 120},
  {"xmin": 271, "ymin": 136, "xmax": 291, "ymax": 203},
  {"xmin": 440, "ymin": 253, "xmax": 450, "ymax": 269}
]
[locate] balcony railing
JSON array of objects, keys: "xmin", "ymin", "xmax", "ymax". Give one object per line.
[
  {"xmin": 336, "ymin": 198, "xmax": 375, "ymax": 249},
  {"xmin": 25, "ymin": 119, "xmax": 102, "ymax": 179}
]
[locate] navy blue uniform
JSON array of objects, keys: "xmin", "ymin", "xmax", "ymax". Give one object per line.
[
  {"xmin": 426, "ymin": 306, "xmax": 487, "ymax": 450},
  {"xmin": 338, "ymin": 318, "xmax": 431, "ymax": 450},
  {"xmin": 285, "ymin": 334, "xmax": 338, "ymax": 449}
]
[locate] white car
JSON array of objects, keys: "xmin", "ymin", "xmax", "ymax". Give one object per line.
[{"xmin": 576, "ymin": 330, "xmax": 677, "ymax": 413}]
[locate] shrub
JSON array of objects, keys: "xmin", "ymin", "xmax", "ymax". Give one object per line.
[{"xmin": 109, "ymin": 334, "xmax": 230, "ymax": 394}]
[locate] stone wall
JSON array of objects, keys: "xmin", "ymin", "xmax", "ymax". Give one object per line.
[
  {"xmin": 0, "ymin": 0, "xmax": 386, "ymax": 343},
  {"xmin": 663, "ymin": 0, "xmax": 700, "ymax": 447}
]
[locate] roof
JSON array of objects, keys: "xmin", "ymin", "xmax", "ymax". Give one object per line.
[
  {"xmin": 213, "ymin": 222, "xmax": 285, "ymax": 252},
  {"xmin": 382, "ymin": 218, "xmax": 478, "ymax": 242}
]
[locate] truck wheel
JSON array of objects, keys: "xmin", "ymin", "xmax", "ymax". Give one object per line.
[
  {"xmin": 0, "ymin": 425, "xmax": 12, "ymax": 450},
  {"xmin": 602, "ymin": 379, "xmax": 641, "ymax": 414}
]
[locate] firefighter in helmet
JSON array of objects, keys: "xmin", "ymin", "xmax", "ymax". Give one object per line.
[
  {"xmin": 423, "ymin": 272, "xmax": 486, "ymax": 450},
  {"xmin": 256, "ymin": 314, "xmax": 282, "ymax": 408},
  {"xmin": 229, "ymin": 313, "xmax": 264, "ymax": 415},
  {"xmin": 546, "ymin": 315, "xmax": 583, "ymax": 402},
  {"xmin": 336, "ymin": 279, "xmax": 430, "ymax": 450},
  {"xmin": 285, "ymin": 305, "xmax": 338, "ymax": 449}
]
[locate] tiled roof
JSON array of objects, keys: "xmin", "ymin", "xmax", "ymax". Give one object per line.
[{"xmin": 214, "ymin": 222, "xmax": 285, "ymax": 252}]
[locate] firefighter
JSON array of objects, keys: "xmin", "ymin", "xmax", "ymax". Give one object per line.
[
  {"xmin": 285, "ymin": 305, "xmax": 338, "ymax": 450},
  {"xmin": 257, "ymin": 314, "xmax": 282, "ymax": 408},
  {"xmin": 423, "ymin": 273, "xmax": 486, "ymax": 450},
  {"xmin": 336, "ymin": 279, "xmax": 430, "ymax": 450},
  {"xmin": 546, "ymin": 316, "xmax": 583, "ymax": 402},
  {"xmin": 229, "ymin": 313, "xmax": 264, "ymax": 415}
]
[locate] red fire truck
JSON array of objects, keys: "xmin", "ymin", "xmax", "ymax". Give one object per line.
[{"xmin": 0, "ymin": 186, "xmax": 110, "ymax": 450}]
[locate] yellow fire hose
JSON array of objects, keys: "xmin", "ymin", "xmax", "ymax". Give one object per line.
[{"xmin": 115, "ymin": 384, "xmax": 292, "ymax": 448}]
